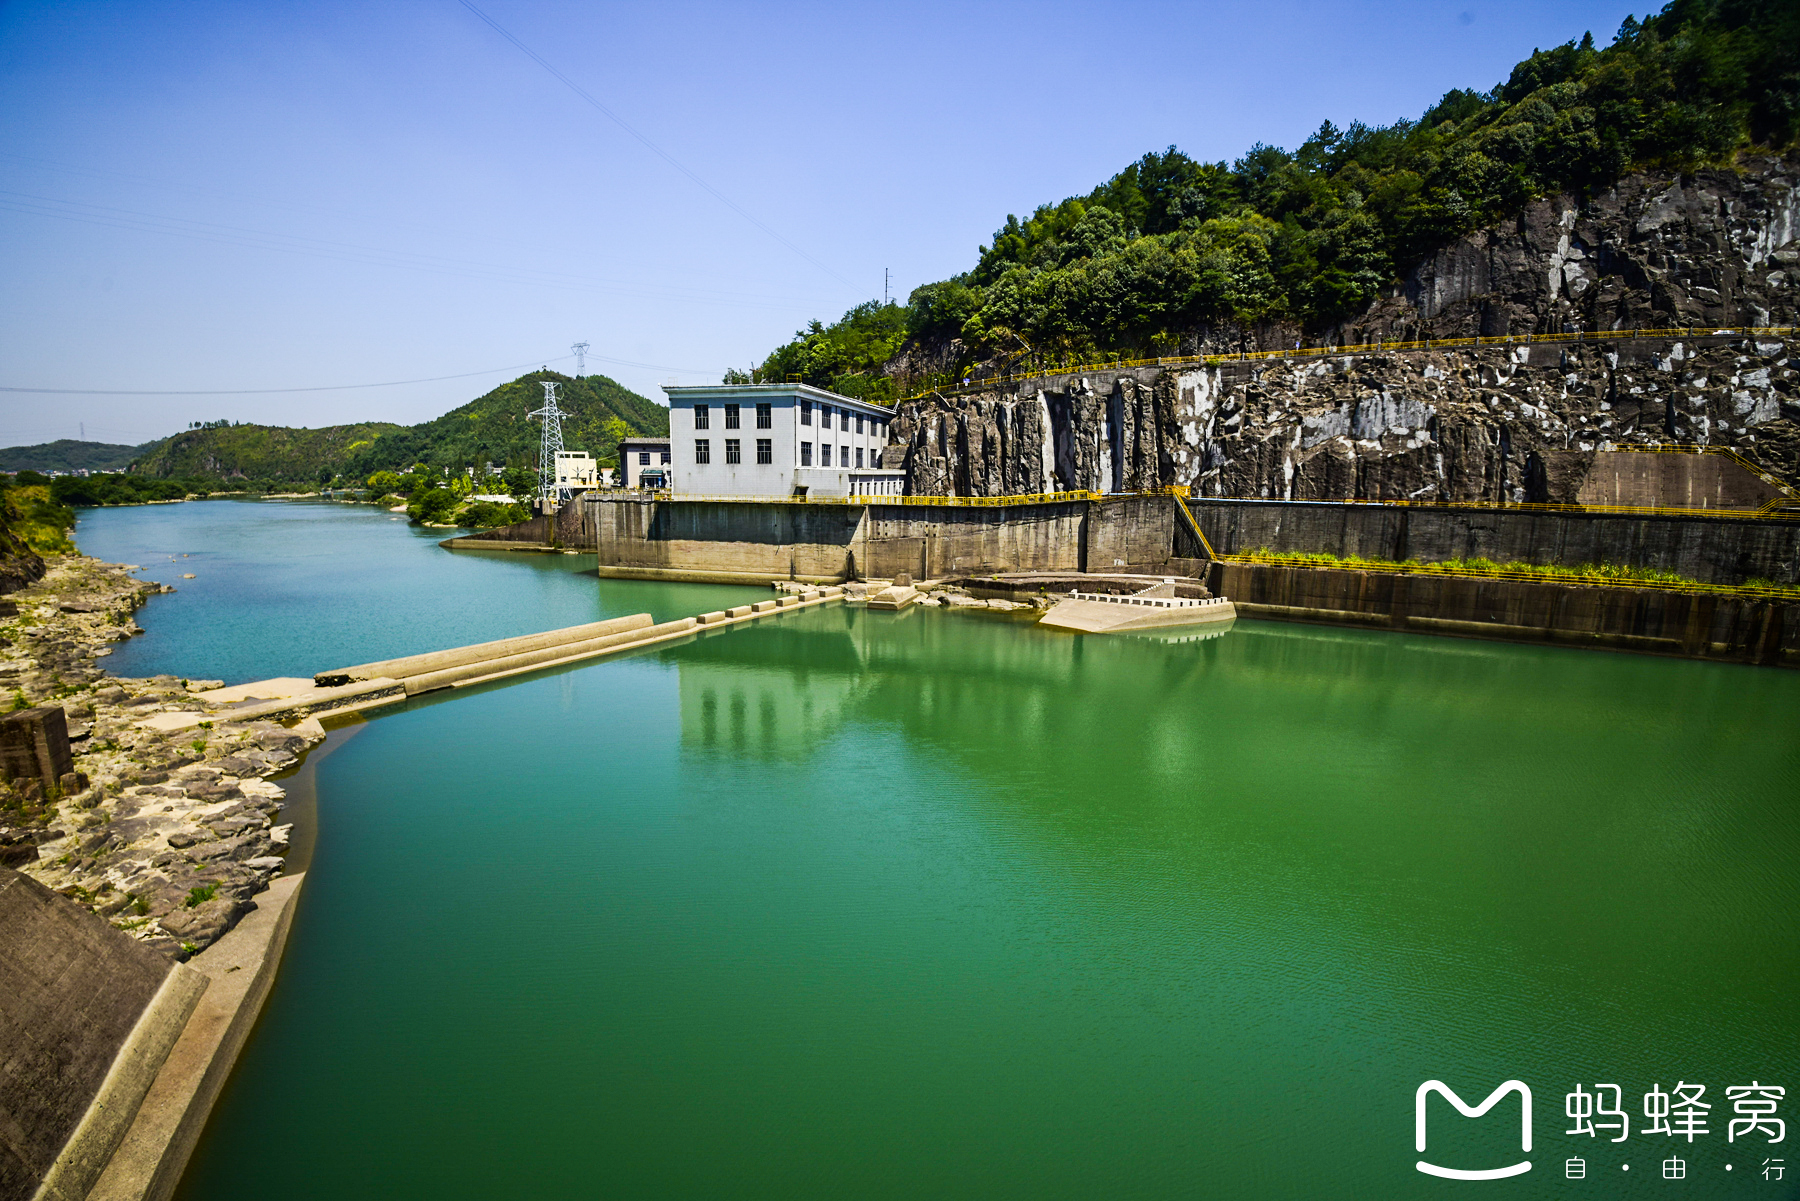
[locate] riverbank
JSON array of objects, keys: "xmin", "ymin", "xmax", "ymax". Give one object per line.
[{"xmin": 0, "ymin": 554, "xmax": 323, "ymax": 960}]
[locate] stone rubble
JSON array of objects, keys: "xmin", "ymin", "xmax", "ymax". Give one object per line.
[{"xmin": 0, "ymin": 555, "xmax": 324, "ymax": 961}]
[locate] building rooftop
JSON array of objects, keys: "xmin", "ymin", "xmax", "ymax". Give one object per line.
[{"xmin": 661, "ymin": 382, "xmax": 893, "ymax": 414}]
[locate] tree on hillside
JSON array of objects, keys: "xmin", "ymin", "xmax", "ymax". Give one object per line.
[{"xmin": 751, "ymin": 0, "xmax": 1799, "ymax": 386}]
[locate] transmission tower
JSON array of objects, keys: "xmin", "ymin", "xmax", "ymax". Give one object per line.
[
  {"xmin": 571, "ymin": 341, "xmax": 589, "ymax": 377},
  {"xmin": 528, "ymin": 380, "xmax": 567, "ymax": 505}
]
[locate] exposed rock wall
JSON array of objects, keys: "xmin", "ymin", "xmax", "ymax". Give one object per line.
[
  {"xmin": 1357, "ymin": 155, "xmax": 1800, "ymax": 341},
  {"xmin": 892, "ymin": 336, "xmax": 1800, "ymax": 502},
  {"xmin": 889, "ymin": 157, "xmax": 1800, "ymax": 502}
]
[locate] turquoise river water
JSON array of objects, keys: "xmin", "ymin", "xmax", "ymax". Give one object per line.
[{"xmin": 71, "ymin": 499, "xmax": 1800, "ymax": 1200}]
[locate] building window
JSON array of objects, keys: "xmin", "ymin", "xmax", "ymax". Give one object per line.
[
  {"xmin": 841, "ymin": 444, "xmax": 849, "ymax": 465},
  {"xmin": 724, "ymin": 403, "xmax": 740, "ymax": 429},
  {"xmin": 756, "ymin": 403, "xmax": 771, "ymax": 429},
  {"xmin": 725, "ymin": 438, "xmax": 741, "ymax": 464},
  {"xmin": 855, "ymin": 414, "xmax": 864, "ymax": 435},
  {"xmin": 694, "ymin": 404, "xmax": 709, "ymax": 429},
  {"xmin": 756, "ymin": 438, "xmax": 772, "ymax": 464},
  {"xmin": 800, "ymin": 400, "xmax": 811, "ymax": 425},
  {"xmin": 800, "ymin": 441, "xmax": 812, "ymax": 466},
  {"xmin": 855, "ymin": 447, "xmax": 864, "ymax": 468},
  {"xmin": 639, "ymin": 451, "xmax": 650, "ymax": 465},
  {"xmin": 694, "ymin": 439, "xmax": 710, "ymax": 464},
  {"xmin": 839, "ymin": 410, "xmax": 849, "ymax": 432},
  {"xmin": 659, "ymin": 451, "xmax": 670, "ymax": 464},
  {"xmin": 822, "ymin": 444, "xmax": 832, "ymax": 467}
]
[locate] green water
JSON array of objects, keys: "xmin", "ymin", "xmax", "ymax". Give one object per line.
[{"xmin": 76, "ymin": 502, "xmax": 1800, "ymax": 1199}]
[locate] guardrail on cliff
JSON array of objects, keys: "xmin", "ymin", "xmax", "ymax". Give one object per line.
[{"xmin": 897, "ymin": 324, "xmax": 1800, "ymax": 405}]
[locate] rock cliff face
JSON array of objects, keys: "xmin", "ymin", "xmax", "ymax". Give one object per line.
[
  {"xmin": 891, "ymin": 337, "xmax": 1799, "ymax": 502},
  {"xmin": 889, "ymin": 157, "xmax": 1800, "ymax": 501},
  {"xmin": 1355, "ymin": 156, "xmax": 1800, "ymax": 343}
]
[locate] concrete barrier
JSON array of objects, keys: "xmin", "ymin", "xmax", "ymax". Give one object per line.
[
  {"xmin": 315, "ymin": 613, "xmax": 654, "ymax": 685},
  {"xmin": 401, "ymin": 618, "xmax": 699, "ymax": 695}
]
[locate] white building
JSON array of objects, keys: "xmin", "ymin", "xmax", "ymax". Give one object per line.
[
  {"xmin": 553, "ymin": 451, "xmax": 597, "ymax": 497},
  {"xmin": 618, "ymin": 437, "xmax": 671, "ymax": 489},
  {"xmin": 661, "ymin": 384, "xmax": 905, "ymax": 498}
]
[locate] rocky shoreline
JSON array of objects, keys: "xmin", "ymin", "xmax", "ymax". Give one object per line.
[{"xmin": 0, "ymin": 554, "xmax": 323, "ymax": 961}]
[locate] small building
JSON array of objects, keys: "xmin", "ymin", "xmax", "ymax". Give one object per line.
[
  {"xmin": 619, "ymin": 437, "xmax": 671, "ymax": 489},
  {"xmin": 554, "ymin": 451, "xmax": 598, "ymax": 492},
  {"xmin": 660, "ymin": 384, "xmax": 904, "ymax": 498}
]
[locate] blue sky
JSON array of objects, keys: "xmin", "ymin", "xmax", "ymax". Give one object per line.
[{"xmin": 0, "ymin": 0, "xmax": 1643, "ymax": 445}]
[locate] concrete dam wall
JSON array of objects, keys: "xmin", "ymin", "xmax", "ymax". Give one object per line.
[
  {"xmin": 454, "ymin": 493, "xmax": 1799, "ymax": 587},
  {"xmin": 1211, "ymin": 561, "xmax": 1798, "ymax": 668},
  {"xmin": 1188, "ymin": 500, "xmax": 1800, "ymax": 586},
  {"xmin": 449, "ymin": 494, "xmax": 1179, "ymax": 582}
]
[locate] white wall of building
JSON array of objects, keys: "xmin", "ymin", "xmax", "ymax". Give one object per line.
[{"xmin": 662, "ymin": 384, "xmax": 903, "ymax": 498}]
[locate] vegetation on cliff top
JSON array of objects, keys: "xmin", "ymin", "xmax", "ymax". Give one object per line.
[{"xmin": 748, "ymin": 0, "xmax": 1798, "ymax": 400}]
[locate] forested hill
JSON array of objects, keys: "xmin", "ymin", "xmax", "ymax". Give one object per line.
[
  {"xmin": 135, "ymin": 421, "xmax": 405, "ymax": 484},
  {"xmin": 0, "ymin": 439, "xmax": 152, "ymax": 474},
  {"xmin": 126, "ymin": 371, "xmax": 666, "ymax": 487},
  {"xmin": 745, "ymin": 0, "xmax": 1798, "ymax": 400},
  {"xmin": 339, "ymin": 370, "xmax": 667, "ymax": 479}
]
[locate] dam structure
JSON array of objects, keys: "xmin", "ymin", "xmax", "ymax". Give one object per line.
[{"xmin": 445, "ymin": 434, "xmax": 1800, "ymax": 668}]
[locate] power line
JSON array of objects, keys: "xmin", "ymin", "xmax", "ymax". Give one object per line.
[
  {"xmin": 0, "ymin": 191, "xmax": 828, "ymax": 313},
  {"xmin": 2, "ymin": 345, "xmax": 727, "ymax": 397},
  {"xmin": 0, "ymin": 355, "xmax": 577, "ymax": 396},
  {"xmin": 456, "ymin": 0, "xmax": 859, "ymax": 293}
]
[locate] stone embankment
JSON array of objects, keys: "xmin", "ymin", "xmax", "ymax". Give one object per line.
[{"xmin": 0, "ymin": 556, "xmax": 321, "ymax": 962}]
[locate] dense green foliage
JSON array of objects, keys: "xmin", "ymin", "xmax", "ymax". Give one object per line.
[
  {"xmin": 0, "ymin": 480, "xmax": 75, "ymax": 555},
  {"xmin": 0, "ymin": 439, "xmax": 152, "ymax": 474},
  {"xmin": 49, "ymin": 474, "xmax": 207, "ymax": 506},
  {"xmin": 134, "ymin": 421, "xmax": 404, "ymax": 488},
  {"xmin": 749, "ymin": 0, "xmax": 1797, "ymax": 392}
]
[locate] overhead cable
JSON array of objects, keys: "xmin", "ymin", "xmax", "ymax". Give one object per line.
[{"xmin": 456, "ymin": 0, "xmax": 859, "ymax": 292}]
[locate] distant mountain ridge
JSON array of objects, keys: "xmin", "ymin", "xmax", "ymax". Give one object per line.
[
  {"xmin": 13, "ymin": 371, "xmax": 668, "ymax": 489},
  {"xmin": 0, "ymin": 439, "xmax": 153, "ymax": 474}
]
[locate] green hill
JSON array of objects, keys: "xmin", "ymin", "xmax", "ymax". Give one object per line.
[
  {"xmin": 747, "ymin": 0, "xmax": 1798, "ymax": 397},
  {"xmin": 0, "ymin": 439, "xmax": 153, "ymax": 474},
  {"xmin": 120, "ymin": 371, "xmax": 667, "ymax": 489},
  {"xmin": 134, "ymin": 421, "xmax": 407, "ymax": 485},
  {"xmin": 339, "ymin": 370, "xmax": 668, "ymax": 478}
]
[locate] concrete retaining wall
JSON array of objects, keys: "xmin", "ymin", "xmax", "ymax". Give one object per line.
[
  {"xmin": 0, "ymin": 869, "xmax": 205, "ymax": 1201},
  {"xmin": 1210, "ymin": 561, "xmax": 1797, "ymax": 666},
  {"xmin": 1190, "ymin": 499, "xmax": 1800, "ymax": 585},
  {"xmin": 449, "ymin": 495, "xmax": 1185, "ymax": 582}
]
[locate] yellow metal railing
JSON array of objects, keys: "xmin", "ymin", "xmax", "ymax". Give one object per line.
[
  {"xmin": 897, "ymin": 324, "xmax": 1800, "ymax": 405},
  {"xmin": 1166, "ymin": 487, "xmax": 1217, "ymax": 559}
]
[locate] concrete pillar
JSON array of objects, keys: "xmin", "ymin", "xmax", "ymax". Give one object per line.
[{"xmin": 0, "ymin": 707, "xmax": 73, "ymax": 791}]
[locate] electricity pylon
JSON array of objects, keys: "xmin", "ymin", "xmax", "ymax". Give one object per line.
[{"xmin": 528, "ymin": 381, "xmax": 566, "ymax": 506}]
